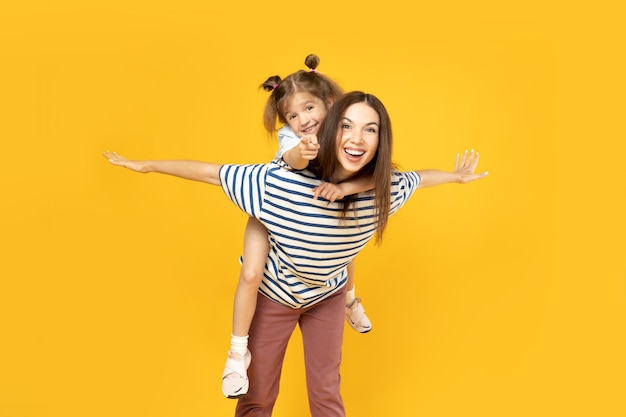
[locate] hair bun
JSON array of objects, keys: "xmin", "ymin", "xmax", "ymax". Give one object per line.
[
  {"xmin": 261, "ymin": 75, "xmax": 282, "ymax": 92},
  {"xmin": 304, "ymin": 54, "xmax": 320, "ymax": 71}
]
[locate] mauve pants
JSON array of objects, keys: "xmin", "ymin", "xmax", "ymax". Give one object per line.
[{"xmin": 235, "ymin": 288, "xmax": 346, "ymax": 417}]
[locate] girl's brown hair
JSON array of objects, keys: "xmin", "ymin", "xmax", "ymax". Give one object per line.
[
  {"xmin": 260, "ymin": 54, "xmax": 343, "ymax": 134},
  {"xmin": 309, "ymin": 91, "xmax": 396, "ymax": 243}
]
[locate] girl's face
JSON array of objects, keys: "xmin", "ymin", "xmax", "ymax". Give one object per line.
[
  {"xmin": 334, "ymin": 102, "xmax": 380, "ymax": 182},
  {"xmin": 282, "ymin": 92, "xmax": 329, "ymax": 137}
]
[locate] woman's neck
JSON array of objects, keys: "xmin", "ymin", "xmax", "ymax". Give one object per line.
[
  {"xmin": 331, "ymin": 168, "xmax": 348, "ymax": 183},
  {"xmin": 330, "ymin": 174, "xmax": 346, "ymax": 183}
]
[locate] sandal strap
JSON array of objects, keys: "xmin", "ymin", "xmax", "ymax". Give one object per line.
[{"xmin": 221, "ymin": 351, "xmax": 251, "ymax": 380}]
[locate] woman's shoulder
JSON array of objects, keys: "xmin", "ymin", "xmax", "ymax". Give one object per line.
[{"xmin": 390, "ymin": 170, "xmax": 421, "ymax": 188}]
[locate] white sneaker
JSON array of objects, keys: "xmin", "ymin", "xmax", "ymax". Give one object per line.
[
  {"xmin": 345, "ymin": 297, "xmax": 372, "ymax": 333},
  {"xmin": 221, "ymin": 349, "xmax": 251, "ymax": 398}
]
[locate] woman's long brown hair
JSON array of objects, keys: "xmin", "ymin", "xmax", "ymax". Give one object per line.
[{"xmin": 309, "ymin": 91, "xmax": 395, "ymax": 243}]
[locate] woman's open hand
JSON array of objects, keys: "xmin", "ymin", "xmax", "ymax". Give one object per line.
[
  {"xmin": 103, "ymin": 151, "xmax": 147, "ymax": 173},
  {"xmin": 453, "ymin": 149, "xmax": 489, "ymax": 184}
]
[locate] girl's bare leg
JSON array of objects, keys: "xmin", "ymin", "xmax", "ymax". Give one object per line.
[
  {"xmin": 346, "ymin": 260, "xmax": 356, "ymax": 301},
  {"xmin": 222, "ymin": 217, "xmax": 270, "ymax": 398},
  {"xmin": 233, "ymin": 217, "xmax": 270, "ymax": 337}
]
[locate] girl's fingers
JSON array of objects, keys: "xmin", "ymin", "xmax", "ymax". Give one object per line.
[
  {"xmin": 301, "ymin": 135, "xmax": 319, "ymax": 146},
  {"xmin": 312, "ymin": 182, "xmax": 324, "ymax": 200}
]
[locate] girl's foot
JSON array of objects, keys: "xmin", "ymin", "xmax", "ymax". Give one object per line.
[
  {"xmin": 221, "ymin": 349, "xmax": 251, "ymax": 398},
  {"xmin": 345, "ymin": 297, "xmax": 372, "ymax": 333}
]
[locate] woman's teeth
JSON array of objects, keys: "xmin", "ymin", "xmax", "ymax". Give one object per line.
[{"xmin": 345, "ymin": 149, "xmax": 364, "ymax": 156}]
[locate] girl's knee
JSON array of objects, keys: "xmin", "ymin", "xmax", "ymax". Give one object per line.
[{"xmin": 240, "ymin": 266, "xmax": 263, "ymax": 286}]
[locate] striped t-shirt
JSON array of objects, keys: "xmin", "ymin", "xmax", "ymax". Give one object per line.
[{"xmin": 219, "ymin": 159, "xmax": 421, "ymax": 308}]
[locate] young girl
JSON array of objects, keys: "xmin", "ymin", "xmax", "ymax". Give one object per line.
[
  {"xmin": 223, "ymin": 55, "xmax": 376, "ymax": 398},
  {"xmin": 104, "ymin": 91, "xmax": 487, "ymax": 416}
]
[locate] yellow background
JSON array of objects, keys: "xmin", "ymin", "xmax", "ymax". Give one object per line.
[{"xmin": 1, "ymin": 1, "xmax": 624, "ymax": 416}]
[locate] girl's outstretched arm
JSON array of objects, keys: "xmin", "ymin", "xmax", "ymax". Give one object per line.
[
  {"xmin": 282, "ymin": 135, "xmax": 320, "ymax": 170},
  {"xmin": 103, "ymin": 151, "xmax": 222, "ymax": 185},
  {"xmin": 312, "ymin": 176, "xmax": 375, "ymax": 202},
  {"xmin": 417, "ymin": 149, "xmax": 489, "ymax": 188}
]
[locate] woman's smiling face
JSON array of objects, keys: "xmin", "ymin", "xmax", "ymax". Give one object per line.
[{"xmin": 333, "ymin": 101, "xmax": 380, "ymax": 182}]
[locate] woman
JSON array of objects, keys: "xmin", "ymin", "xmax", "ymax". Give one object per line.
[{"xmin": 104, "ymin": 91, "xmax": 488, "ymax": 417}]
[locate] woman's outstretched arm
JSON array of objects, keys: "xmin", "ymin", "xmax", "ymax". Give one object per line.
[
  {"xmin": 417, "ymin": 149, "xmax": 489, "ymax": 188},
  {"xmin": 103, "ymin": 151, "xmax": 222, "ymax": 185}
]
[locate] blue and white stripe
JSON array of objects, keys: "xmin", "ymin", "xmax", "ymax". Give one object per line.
[{"xmin": 220, "ymin": 160, "xmax": 420, "ymax": 308}]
